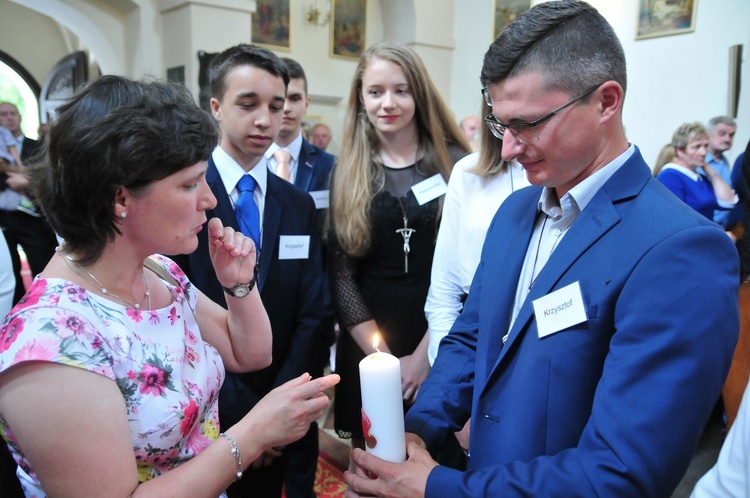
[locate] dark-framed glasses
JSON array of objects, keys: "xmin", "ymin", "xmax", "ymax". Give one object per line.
[{"xmin": 482, "ymin": 83, "xmax": 602, "ymax": 144}]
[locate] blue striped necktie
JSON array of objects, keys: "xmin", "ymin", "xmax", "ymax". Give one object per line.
[{"xmin": 234, "ymin": 174, "xmax": 261, "ymax": 248}]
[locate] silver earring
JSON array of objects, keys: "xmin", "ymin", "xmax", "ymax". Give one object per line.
[{"xmin": 120, "ymin": 212, "xmax": 127, "ymax": 218}]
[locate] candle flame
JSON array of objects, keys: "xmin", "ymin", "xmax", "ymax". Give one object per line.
[{"xmin": 372, "ymin": 333, "xmax": 381, "ymax": 352}]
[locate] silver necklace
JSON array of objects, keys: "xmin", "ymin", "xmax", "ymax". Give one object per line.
[
  {"xmin": 59, "ymin": 251, "xmax": 151, "ymax": 310},
  {"xmin": 382, "ymin": 152, "xmax": 418, "ymax": 274},
  {"xmin": 528, "ymin": 215, "xmax": 548, "ymax": 291}
]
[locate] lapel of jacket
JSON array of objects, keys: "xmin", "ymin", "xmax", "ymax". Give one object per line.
[
  {"xmin": 480, "ymin": 188, "xmax": 540, "ymax": 375},
  {"xmin": 206, "ymin": 158, "xmax": 239, "ymax": 231},
  {"xmin": 482, "ymin": 148, "xmax": 651, "ymax": 391},
  {"xmin": 294, "ymin": 139, "xmax": 314, "ymax": 191},
  {"xmin": 259, "ymin": 173, "xmax": 282, "ymax": 292}
]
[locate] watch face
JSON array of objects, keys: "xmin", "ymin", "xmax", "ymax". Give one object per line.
[{"xmin": 232, "ymin": 285, "xmax": 250, "ymax": 298}]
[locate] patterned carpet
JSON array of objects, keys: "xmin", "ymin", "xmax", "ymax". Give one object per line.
[{"xmin": 313, "ymin": 449, "xmax": 347, "ymax": 498}]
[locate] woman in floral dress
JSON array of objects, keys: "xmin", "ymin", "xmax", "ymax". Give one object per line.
[{"xmin": 0, "ymin": 76, "xmax": 338, "ymax": 497}]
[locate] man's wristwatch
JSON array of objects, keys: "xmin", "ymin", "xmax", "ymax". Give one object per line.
[{"xmin": 222, "ymin": 273, "xmax": 257, "ymax": 298}]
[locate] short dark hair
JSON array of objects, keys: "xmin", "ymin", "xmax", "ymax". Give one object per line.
[
  {"xmin": 209, "ymin": 44, "xmax": 290, "ymax": 101},
  {"xmin": 281, "ymin": 57, "xmax": 308, "ymax": 96},
  {"xmin": 33, "ymin": 75, "xmax": 219, "ymax": 265},
  {"xmin": 481, "ymin": 0, "xmax": 627, "ymax": 100}
]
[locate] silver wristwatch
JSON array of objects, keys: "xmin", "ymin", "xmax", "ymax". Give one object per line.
[{"xmin": 222, "ymin": 273, "xmax": 257, "ymax": 298}]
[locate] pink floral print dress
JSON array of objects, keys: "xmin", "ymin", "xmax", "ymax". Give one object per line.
[{"xmin": 0, "ymin": 255, "xmax": 226, "ymax": 497}]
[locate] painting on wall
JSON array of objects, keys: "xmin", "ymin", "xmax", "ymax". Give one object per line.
[
  {"xmin": 494, "ymin": 0, "xmax": 531, "ymax": 39},
  {"xmin": 252, "ymin": 0, "xmax": 291, "ymax": 50},
  {"xmin": 331, "ymin": 0, "xmax": 367, "ymax": 60},
  {"xmin": 636, "ymin": 0, "xmax": 697, "ymax": 40}
]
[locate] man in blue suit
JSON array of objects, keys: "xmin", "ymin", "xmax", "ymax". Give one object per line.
[
  {"xmin": 172, "ymin": 44, "xmax": 324, "ymax": 498},
  {"xmin": 267, "ymin": 57, "xmax": 336, "ymax": 498},
  {"xmin": 344, "ymin": 2, "xmax": 740, "ymax": 497}
]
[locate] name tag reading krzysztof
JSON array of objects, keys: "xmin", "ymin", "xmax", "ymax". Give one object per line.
[{"xmin": 532, "ymin": 281, "xmax": 588, "ymax": 338}]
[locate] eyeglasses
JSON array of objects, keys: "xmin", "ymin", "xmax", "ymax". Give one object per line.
[{"xmin": 482, "ymin": 83, "xmax": 602, "ymax": 144}]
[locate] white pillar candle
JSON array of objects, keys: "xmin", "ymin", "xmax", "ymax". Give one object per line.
[{"xmin": 359, "ymin": 334, "xmax": 406, "ymax": 463}]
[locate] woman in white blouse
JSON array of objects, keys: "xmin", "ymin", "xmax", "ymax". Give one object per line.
[
  {"xmin": 423, "ymin": 99, "xmax": 529, "ymax": 456},
  {"xmin": 425, "ymin": 100, "xmax": 529, "ymax": 365}
]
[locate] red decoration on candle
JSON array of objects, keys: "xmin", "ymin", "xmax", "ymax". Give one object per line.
[{"xmin": 361, "ymin": 408, "xmax": 378, "ymax": 449}]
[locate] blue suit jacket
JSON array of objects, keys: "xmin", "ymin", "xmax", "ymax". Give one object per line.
[
  {"xmin": 173, "ymin": 157, "xmax": 324, "ymax": 425},
  {"xmin": 405, "ymin": 148, "xmax": 739, "ymax": 497}
]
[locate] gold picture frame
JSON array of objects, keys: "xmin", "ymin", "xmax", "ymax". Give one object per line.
[
  {"xmin": 636, "ymin": 0, "xmax": 697, "ymax": 40},
  {"xmin": 494, "ymin": 0, "xmax": 531, "ymax": 40},
  {"xmin": 330, "ymin": 0, "xmax": 367, "ymax": 60},
  {"xmin": 252, "ymin": 0, "xmax": 292, "ymax": 51}
]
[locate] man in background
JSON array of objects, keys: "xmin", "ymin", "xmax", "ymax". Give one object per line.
[
  {"xmin": 706, "ymin": 115, "xmax": 738, "ymax": 228},
  {"xmin": 310, "ymin": 122, "xmax": 332, "ymax": 151},
  {"xmin": 459, "ymin": 115, "xmax": 480, "ymax": 152},
  {"xmin": 0, "ymin": 102, "xmax": 56, "ymax": 304}
]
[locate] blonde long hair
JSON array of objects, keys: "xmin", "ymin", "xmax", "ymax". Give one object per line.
[
  {"xmin": 330, "ymin": 43, "xmax": 470, "ymax": 257},
  {"xmin": 468, "ymin": 98, "xmax": 508, "ymax": 177}
]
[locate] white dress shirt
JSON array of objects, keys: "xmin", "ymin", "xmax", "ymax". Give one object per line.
[
  {"xmin": 212, "ymin": 146, "xmax": 269, "ymax": 242},
  {"xmin": 508, "ymin": 144, "xmax": 635, "ymax": 337}
]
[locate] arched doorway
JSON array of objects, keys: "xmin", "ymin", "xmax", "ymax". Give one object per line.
[{"xmin": 0, "ymin": 51, "xmax": 40, "ymax": 140}]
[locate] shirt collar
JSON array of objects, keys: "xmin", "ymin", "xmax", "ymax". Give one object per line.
[
  {"xmin": 212, "ymin": 146, "xmax": 268, "ymax": 197},
  {"xmin": 267, "ymin": 132, "xmax": 303, "ymax": 163},
  {"xmin": 659, "ymin": 162, "xmax": 702, "ymax": 181},
  {"xmin": 705, "ymin": 151, "xmax": 727, "ymax": 167},
  {"xmin": 538, "ymin": 144, "xmax": 636, "ymax": 217}
]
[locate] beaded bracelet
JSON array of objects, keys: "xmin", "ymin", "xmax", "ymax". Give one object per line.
[{"xmin": 219, "ymin": 432, "xmax": 243, "ymax": 480}]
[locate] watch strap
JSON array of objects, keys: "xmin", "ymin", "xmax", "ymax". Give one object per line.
[{"xmin": 222, "ymin": 272, "xmax": 257, "ymax": 297}]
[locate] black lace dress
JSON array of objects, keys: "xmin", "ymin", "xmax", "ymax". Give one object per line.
[{"xmin": 329, "ymin": 161, "xmax": 443, "ymax": 439}]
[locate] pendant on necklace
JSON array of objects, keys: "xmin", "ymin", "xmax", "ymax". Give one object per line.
[{"xmin": 396, "ymin": 216, "xmax": 415, "ymax": 274}]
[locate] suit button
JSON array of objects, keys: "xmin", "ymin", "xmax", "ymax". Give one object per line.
[{"xmin": 482, "ymin": 413, "xmax": 499, "ymax": 423}]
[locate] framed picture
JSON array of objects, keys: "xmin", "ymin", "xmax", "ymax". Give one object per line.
[
  {"xmin": 252, "ymin": 0, "xmax": 291, "ymax": 50},
  {"xmin": 331, "ymin": 0, "xmax": 367, "ymax": 60},
  {"xmin": 494, "ymin": 0, "xmax": 531, "ymax": 39},
  {"xmin": 636, "ymin": 0, "xmax": 697, "ymax": 40}
]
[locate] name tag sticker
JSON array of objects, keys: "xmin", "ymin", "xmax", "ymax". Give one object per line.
[
  {"xmin": 279, "ymin": 235, "xmax": 310, "ymax": 260},
  {"xmin": 309, "ymin": 190, "xmax": 329, "ymax": 209},
  {"xmin": 411, "ymin": 174, "xmax": 447, "ymax": 205},
  {"xmin": 532, "ymin": 281, "xmax": 588, "ymax": 338}
]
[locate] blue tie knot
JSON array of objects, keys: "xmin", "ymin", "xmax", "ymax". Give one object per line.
[{"xmin": 237, "ymin": 174, "xmax": 257, "ymax": 193}]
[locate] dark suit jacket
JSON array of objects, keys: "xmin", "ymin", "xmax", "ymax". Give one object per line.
[
  {"xmin": 293, "ymin": 138, "xmax": 335, "ymax": 193},
  {"xmin": 19, "ymin": 136, "xmax": 42, "ymax": 164},
  {"xmin": 405, "ymin": 147, "xmax": 739, "ymax": 497},
  {"xmin": 174, "ymin": 157, "xmax": 324, "ymax": 427}
]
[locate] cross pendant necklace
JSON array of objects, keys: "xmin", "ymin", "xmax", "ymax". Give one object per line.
[{"xmin": 396, "ymin": 216, "xmax": 416, "ymax": 273}]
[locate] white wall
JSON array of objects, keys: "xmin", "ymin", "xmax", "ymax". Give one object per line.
[
  {"xmin": 449, "ymin": 0, "xmax": 750, "ymax": 168},
  {"xmin": 616, "ymin": 0, "xmax": 750, "ymax": 167},
  {"xmin": 3, "ymin": 0, "xmax": 750, "ymax": 166}
]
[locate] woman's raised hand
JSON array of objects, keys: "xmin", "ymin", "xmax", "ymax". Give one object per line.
[{"xmin": 207, "ymin": 217, "xmax": 258, "ymax": 289}]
